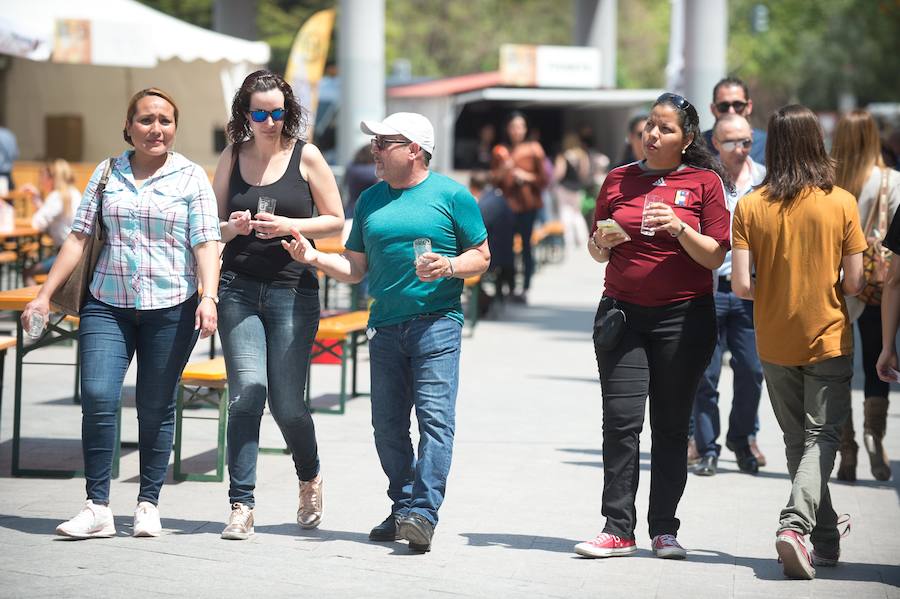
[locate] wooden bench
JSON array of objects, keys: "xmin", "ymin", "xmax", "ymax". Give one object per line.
[
  {"xmin": 172, "ymin": 310, "xmax": 371, "ymax": 480},
  {"xmin": 174, "ymin": 357, "xmax": 229, "ymax": 482},
  {"xmin": 308, "ymin": 310, "xmax": 370, "ymax": 414},
  {"xmin": 0, "ymin": 335, "xmax": 17, "ymax": 439}
]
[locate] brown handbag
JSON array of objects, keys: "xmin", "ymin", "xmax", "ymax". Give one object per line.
[
  {"xmin": 50, "ymin": 158, "xmax": 114, "ymax": 316},
  {"xmin": 858, "ymin": 168, "xmax": 893, "ymax": 306}
]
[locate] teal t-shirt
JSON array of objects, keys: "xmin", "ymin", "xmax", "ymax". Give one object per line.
[{"xmin": 346, "ymin": 171, "xmax": 487, "ymax": 327}]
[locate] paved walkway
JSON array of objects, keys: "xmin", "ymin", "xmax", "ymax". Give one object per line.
[{"xmin": 0, "ymin": 250, "xmax": 898, "ymax": 598}]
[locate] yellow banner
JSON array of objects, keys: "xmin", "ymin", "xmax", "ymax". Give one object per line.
[{"xmin": 284, "ymin": 8, "xmax": 336, "ymax": 142}]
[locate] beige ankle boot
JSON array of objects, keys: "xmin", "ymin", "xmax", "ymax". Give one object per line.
[{"xmin": 863, "ymin": 396, "xmax": 891, "ymax": 481}]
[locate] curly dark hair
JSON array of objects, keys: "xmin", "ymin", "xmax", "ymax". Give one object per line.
[
  {"xmin": 653, "ymin": 93, "xmax": 735, "ymax": 193},
  {"xmin": 226, "ymin": 70, "xmax": 308, "ymax": 146}
]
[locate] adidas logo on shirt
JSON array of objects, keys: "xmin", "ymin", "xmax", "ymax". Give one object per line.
[{"xmin": 652, "ymin": 177, "xmax": 667, "ymax": 186}]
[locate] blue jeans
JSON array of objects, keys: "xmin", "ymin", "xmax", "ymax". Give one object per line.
[
  {"xmin": 513, "ymin": 210, "xmax": 538, "ymax": 292},
  {"xmin": 692, "ymin": 284, "xmax": 764, "ymax": 457},
  {"xmin": 79, "ymin": 294, "xmax": 199, "ymax": 505},
  {"xmin": 218, "ymin": 272, "xmax": 321, "ymax": 507},
  {"xmin": 368, "ymin": 315, "xmax": 462, "ymax": 526}
]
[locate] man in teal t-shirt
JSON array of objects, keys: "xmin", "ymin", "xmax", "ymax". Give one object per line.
[{"xmin": 282, "ymin": 112, "xmax": 489, "ymax": 553}]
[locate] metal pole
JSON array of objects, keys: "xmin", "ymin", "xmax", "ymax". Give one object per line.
[
  {"xmin": 683, "ymin": 0, "xmax": 727, "ymax": 131},
  {"xmin": 573, "ymin": 0, "xmax": 617, "ymax": 88},
  {"xmin": 337, "ymin": 0, "xmax": 385, "ymax": 168}
]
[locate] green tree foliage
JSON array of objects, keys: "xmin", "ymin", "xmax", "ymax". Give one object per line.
[
  {"xmin": 384, "ymin": 0, "xmax": 571, "ymax": 77},
  {"xmin": 139, "ymin": 0, "xmax": 898, "ymax": 110},
  {"xmin": 729, "ymin": 0, "xmax": 900, "ymax": 109},
  {"xmin": 257, "ymin": 0, "xmax": 333, "ymax": 75},
  {"xmin": 616, "ymin": 0, "xmax": 669, "ymax": 90},
  {"xmin": 138, "ymin": 0, "xmax": 212, "ymax": 28}
]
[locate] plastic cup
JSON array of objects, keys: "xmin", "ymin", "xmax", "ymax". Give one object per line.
[
  {"xmin": 256, "ymin": 196, "xmax": 277, "ymax": 237},
  {"xmin": 641, "ymin": 194, "xmax": 664, "ymax": 236},
  {"xmin": 27, "ymin": 312, "xmax": 45, "ymax": 339},
  {"xmin": 413, "ymin": 238, "xmax": 432, "ymax": 265}
]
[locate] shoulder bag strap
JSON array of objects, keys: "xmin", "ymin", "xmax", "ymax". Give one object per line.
[
  {"xmin": 95, "ymin": 157, "xmax": 114, "ymax": 236},
  {"xmin": 862, "ymin": 169, "xmax": 885, "ymax": 239},
  {"xmin": 874, "ymin": 167, "xmax": 890, "ymax": 241}
]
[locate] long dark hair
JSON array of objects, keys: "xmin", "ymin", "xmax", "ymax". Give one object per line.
[
  {"xmin": 226, "ymin": 70, "xmax": 308, "ymax": 145},
  {"xmin": 653, "ymin": 93, "xmax": 734, "ymax": 193},
  {"xmin": 762, "ymin": 104, "xmax": 834, "ymax": 202}
]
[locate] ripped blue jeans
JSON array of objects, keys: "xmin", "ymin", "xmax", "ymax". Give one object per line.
[{"xmin": 218, "ymin": 271, "xmax": 321, "ymax": 507}]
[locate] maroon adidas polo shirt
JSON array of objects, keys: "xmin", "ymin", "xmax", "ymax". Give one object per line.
[{"xmin": 592, "ymin": 162, "xmax": 730, "ymax": 307}]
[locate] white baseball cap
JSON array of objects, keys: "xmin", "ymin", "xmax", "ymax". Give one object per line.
[{"xmin": 360, "ymin": 112, "xmax": 435, "ymax": 155}]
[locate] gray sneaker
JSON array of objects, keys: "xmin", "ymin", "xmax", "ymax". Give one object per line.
[
  {"xmin": 297, "ymin": 474, "xmax": 323, "ymax": 529},
  {"xmin": 221, "ymin": 503, "xmax": 254, "ymax": 540}
]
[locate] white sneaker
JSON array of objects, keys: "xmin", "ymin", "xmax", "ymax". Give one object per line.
[
  {"xmin": 133, "ymin": 501, "xmax": 162, "ymax": 537},
  {"xmin": 56, "ymin": 500, "xmax": 116, "ymax": 539}
]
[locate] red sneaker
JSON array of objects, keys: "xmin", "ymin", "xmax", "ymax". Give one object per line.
[
  {"xmin": 574, "ymin": 533, "xmax": 637, "ymax": 558},
  {"xmin": 776, "ymin": 529, "xmax": 815, "ymax": 579}
]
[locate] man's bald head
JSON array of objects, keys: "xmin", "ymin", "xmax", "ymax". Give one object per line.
[{"xmin": 713, "ymin": 113, "xmax": 751, "ymax": 138}]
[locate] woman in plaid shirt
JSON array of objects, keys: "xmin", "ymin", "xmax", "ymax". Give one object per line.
[{"xmin": 23, "ymin": 88, "xmax": 222, "ymax": 539}]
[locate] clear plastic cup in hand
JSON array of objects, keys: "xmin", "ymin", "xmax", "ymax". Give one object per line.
[
  {"xmin": 413, "ymin": 238, "xmax": 432, "ymax": 265},
  {"xmin": 27, "ymin": 312, "xmax": 45, "ymax": 339},
  {"xmin": 256, "ymin": 196, "xmax": 277, "ymax": 237},
  {"xmin": 641, "ymin": 193, "xmax": 664, "ymax": 236}
]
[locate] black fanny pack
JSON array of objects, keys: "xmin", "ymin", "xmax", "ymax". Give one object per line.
[{"xmin": 592, "ymin": 296, "xmax": 626, "ymax": 351}]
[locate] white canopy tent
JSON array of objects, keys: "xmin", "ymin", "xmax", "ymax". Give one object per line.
[{"xmin": 0, "ymin": 0, "xmax": 270, "ymax": 166}]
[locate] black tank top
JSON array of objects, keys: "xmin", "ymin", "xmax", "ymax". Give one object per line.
[{"xmin": 222, "ymin": 140, "xmax": 318, "ymax": 287}]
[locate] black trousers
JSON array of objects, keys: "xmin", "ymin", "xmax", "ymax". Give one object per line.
[
  {"xmin": 594, "ymin": 294, "xmax": 717, "ymax": 538},
  {"xmin": 856, "ymin": 303, "xmax": 889, "ymax": 398}
]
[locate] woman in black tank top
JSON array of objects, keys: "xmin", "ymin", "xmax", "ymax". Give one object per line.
[{"xmin": 211, "ymin": 70, "xmax": 343, "ymax": 540}]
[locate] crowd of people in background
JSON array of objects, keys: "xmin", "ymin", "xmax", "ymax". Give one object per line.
[{"xmin": 5, "ymin": 66, "xmax": 900, "ymax": 580}]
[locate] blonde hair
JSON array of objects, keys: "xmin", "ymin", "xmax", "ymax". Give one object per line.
[
  {"xmin": 562, "ymin": 133, "xmax": 583, "ymax": 152},
  {"xmin": 832, "ymin": 109, "xmax": 885, "ymax": 199},
  {"xmin": 45, "ymin": 159, "xmax": 77, "ymax": 214}
]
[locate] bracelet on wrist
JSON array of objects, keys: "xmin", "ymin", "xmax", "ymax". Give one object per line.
[
  {"xmin": 445, "ymin": 257, "xmax": 456, "ymax": 278},
  {"xmin": 590, "ymin": 237, "xmax": 608, "ymax": 252}
]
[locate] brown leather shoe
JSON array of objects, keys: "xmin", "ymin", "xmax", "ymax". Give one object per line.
[
  {"xmin": 687, "ymin": 436, "xmax": 700, "ymax": 466},
  {"xmin": 749, "ymin": 435, "xmax": 767, "ymax": 468}
]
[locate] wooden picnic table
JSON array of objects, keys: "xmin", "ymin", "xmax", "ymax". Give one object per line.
[{"xmin": 0, "ymin": 285, "xmax": 91, "ymax": 477}]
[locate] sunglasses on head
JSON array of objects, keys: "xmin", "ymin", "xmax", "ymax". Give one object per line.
[
  {"xmin": 371, "ymin": 136, "xmax": 410, "ymax": 150},
  {"xmin": 719, "ymin": 138, "xmax": 753, "ymax": 152},
  {"xmin": 656, "ymin": 93, "xmax": 699, "ymax": 127},
  {"xmin": 249, "ymin": 108, "xmax": 285, "ymax": 123},
  {"xmin": 715, "ymin": 100, "xmax": 748, "ymax": 113}
]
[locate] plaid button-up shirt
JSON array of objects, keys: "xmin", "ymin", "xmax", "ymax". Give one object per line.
[{"xmin": 72, "ymin": 151, "xmax": 221, "ymax": 310}]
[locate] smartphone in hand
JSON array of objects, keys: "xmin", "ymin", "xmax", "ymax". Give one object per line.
[{"xmin": 596, "ymin": 219, "xmax": 630, "ymax": 240}]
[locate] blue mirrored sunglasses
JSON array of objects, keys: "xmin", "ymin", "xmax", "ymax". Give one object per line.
[{"xmin": 249, "ymin": 108, "xmax": 285, "ymax": 123}]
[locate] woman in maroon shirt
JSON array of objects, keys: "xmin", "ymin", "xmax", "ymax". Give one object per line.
[{"xmin": 575, "ymin": 93, "xmax": 732, "ymax": 560}]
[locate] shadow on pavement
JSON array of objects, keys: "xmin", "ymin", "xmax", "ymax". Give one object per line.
[
  {"xmin": 0, "ymin": 514, "xmax": 218, "ymax": 537},
  {"xmin": 689, "ymin": 548, "xmax": 900, "ymax": 586},
  {"xmin": 256, "ymin": 524, "xmax": 431, "ymax": 555},
  {"xmin": 460, "ymin": 532, "xmax": 579, "ymax": 553}
]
